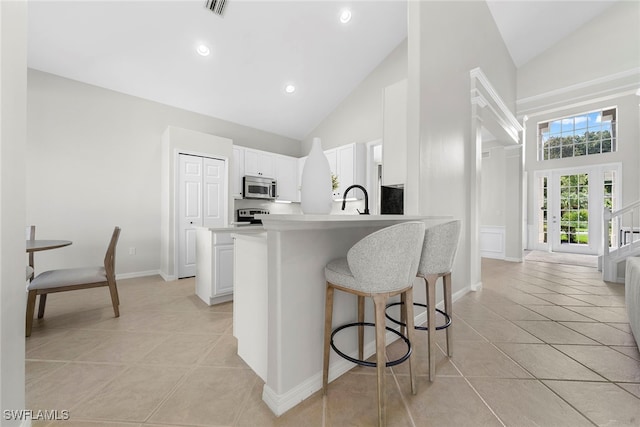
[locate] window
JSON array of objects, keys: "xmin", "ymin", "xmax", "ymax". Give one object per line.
[{"xmin": 538, "ymin": 108, "xmax": 616, "ymax": 161}]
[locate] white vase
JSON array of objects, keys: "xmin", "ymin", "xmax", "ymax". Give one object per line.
[{"xmin": 301, "ymin": 137, "xmax": 333, "ymax": 214}]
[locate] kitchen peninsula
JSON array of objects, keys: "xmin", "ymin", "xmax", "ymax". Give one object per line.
[{"xmin": 232, "ymin": 214, "xmax": 452, "ymax": 416}]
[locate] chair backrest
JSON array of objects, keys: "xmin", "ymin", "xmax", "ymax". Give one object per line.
[
  {"xmin": 104, "ymin": 227, "xmax": 121, "ymax": 280},
  {"xmin": 418, "ymin": 220, "xmax": 461, "ymax": 276},
  {"xmin": 347, "ymin": 221, "xmax": 425, "ymax": 293},
  {"xmin": 26, "ymin": 225, "xmax": 36, "ymax": 268}
]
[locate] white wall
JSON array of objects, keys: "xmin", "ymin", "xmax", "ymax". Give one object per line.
[
  {"xmin": 481, "ymin": 145, "xmax": 507, "ymax": 227},
  {"xmin": 409, "ymin": 0, "xmax": 517, "ymax": 291},
  {"xmin": 1, "ymin": 0, "xmax": 28, "ymax": 423},
  {"xmin": 27, "ymin": 70, "xmax": 301, "ymax": 276},
  {"xmin": 301, "ymin": 39, "xmax": 408, "ymax": 154},
  {"xmin": 518, "ymin": 1, "xmax": 640, "ymax": 248}
]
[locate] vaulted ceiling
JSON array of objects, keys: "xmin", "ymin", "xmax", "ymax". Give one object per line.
[{"xmin": 27, "ymin": 1, "xmax": 618, "ymax": 140}]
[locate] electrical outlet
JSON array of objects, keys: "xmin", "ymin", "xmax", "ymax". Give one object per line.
[{"xmin": 129, "ymin": 247, "xmax": 136, "ymax": 255}]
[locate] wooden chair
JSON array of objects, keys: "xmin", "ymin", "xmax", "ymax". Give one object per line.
[
  {"xmin": 26, "ymin": 227, "xmax": 121, "ymax": 337},
  {"xmin": 26, "ymin": 225, "xmax": 35, "ymax": 281}
]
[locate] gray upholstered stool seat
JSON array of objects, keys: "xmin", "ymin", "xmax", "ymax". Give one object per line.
[
  {"xmin": 323, "ymin": 221, "xmax": 426, "ymax": 427},
  {"xmin": 386, "ymin": 219, "xmax": 461, "ymax": 381}
]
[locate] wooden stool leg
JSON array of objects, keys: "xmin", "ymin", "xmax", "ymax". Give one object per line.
[
  {"xmin": 443, "ymin": 272, "xmax": 453, "ymax": 357},
  {"xmin": 425, "ymin": 275, "xmax": 437, "ymax": 381},
  {"xmin": 358, "ymin": 295, "xmax": 365, "ymax": 360},
  {"xmin": 404, "ymin": 287, "xmax": 417, "ymax": 394},
  {"xmin": 37, "ymin": 294, "xmax": 47, "ymax": 319},
  {"xmin": 26, "ymin": 290, "xmax": 37, "ymax": 337},
  {"xmin": 373, "ymin": 294, "xmax": 388, "ymax": 427},
  {"xmin": 323, "ymin": 283, "xmax": 335, "ymax": 394}
]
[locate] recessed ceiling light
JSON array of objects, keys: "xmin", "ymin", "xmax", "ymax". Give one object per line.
[
  {"xmin": 339, "ymin": 9, "xmax": 352, "ymax": 24},
  {"xmin": 196, "ymin": 44, "xmax": 210, "ymax": 56},
  {"xmin": 285, "ymin": 84, "xmax": 296, "ymax": 94}
]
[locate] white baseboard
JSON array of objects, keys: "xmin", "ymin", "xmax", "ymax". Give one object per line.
[
  {"xmin": 504, "ymin": 257, "xmax": 523, "ymax": 263},
  {"xmin": 158, "ymin": 271, "xmax": 177, "ymax": 281},
  {"xmin": 116, "ymin": 270, "xmax": 161, "ymax": 280}
]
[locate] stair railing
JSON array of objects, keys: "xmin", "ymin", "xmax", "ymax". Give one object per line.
[{"xmin": 603, "ymin": 200, "xmax": 640, "ymax": 281}]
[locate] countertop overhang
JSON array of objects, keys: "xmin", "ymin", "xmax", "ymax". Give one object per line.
[
  {"xmin": 197, "ymin": 225, "xmax": 264, "ymax": 233},
  {"xmin": 256, "ymin": 214, "xmax": 453, "ymax": 231}
]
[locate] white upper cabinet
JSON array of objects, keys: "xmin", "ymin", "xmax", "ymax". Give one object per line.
[
  {"xmin": 232, "ymin": 146, "xmax": 245, "ymax": 199},
  {"xmin": 274, "ymin": 155, "xmax": 298, "ymax": 202},
  {"xmin": 297, "ymin": 156, "xmax": 306, "ymax": 203},
  {"xmin": 324, "ymin": 143, "xmax": 366, "ymax": 200},
  {"xmin": 244, "ymin": 148, "xmax": 276, "ymax": 178},
  {"xmin": 233, "ymin": 142, "xmax": 365, "ymax": 203}
]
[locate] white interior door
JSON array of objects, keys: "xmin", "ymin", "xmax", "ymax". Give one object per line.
[{"xmin": 178, "ymin": 154, "xmax": 226, "ymax": 278}]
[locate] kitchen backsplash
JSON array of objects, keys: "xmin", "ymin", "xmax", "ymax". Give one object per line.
[{"xmin": 233, "ymin": 199, "xmax": 366, "ymax": 216}]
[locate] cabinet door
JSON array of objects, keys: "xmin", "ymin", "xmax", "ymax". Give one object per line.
[
  {"xmin": 297, "ymin": 156, "xmax": 306, "ymax": 203},
  {"xmin": 215, "ymin": 245, "xmax": 234, "ymax": 295},
  {"xmin": 324, "ymin": 149, "xmax": 339, "ymax": 199},
  {"xmin": 245, "ymin": 149, "xmax": 275, "ymax": 177},
  {"xmin": 274, "ymin": 155, "xmax": 298, "ymax": 202},
  {"xmin": 232, "ymin": 146, "xmax": 245, "ymax": 199},
  {"xmin": 336, "ymin": 144, "xmax": 355, "ymax": 199}
]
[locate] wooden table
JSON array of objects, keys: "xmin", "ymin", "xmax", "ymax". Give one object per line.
[
  {"xmin": 26, "ymin": 240, "xmax": 72, "ymax": 279},
  {"xmin": 26, "ymin": 240, "xmax": 72, "ymax": 253}
]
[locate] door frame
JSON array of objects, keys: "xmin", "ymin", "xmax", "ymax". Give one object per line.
[
  {"xmin": 173, "ymin": 149, "xmax": 229, "ymax": 280},
  {"xmin": 532, "ymin": 162, "xmax": 621, "ymax": 255}
]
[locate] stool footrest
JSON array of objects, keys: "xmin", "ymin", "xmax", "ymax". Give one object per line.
[
  {"xmin": 385, "ymin": 301, "xmax": 452, "ymax": 331},
  {"xmin": 330, "ymin": 322, "xmax": 412, "ymax": 368}
]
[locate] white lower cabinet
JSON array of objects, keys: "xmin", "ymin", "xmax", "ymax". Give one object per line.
[
  {"xmin": 195, "ymin": 229, "xmax": 234, "ymax": 306},
  {"xmin": 214, "ymin": 245, "xmax": 234, "ymax": 295}
]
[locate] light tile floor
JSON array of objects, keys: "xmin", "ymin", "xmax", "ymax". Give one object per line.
[{"xmin": 26, "ymin": 258, "xmax": 640, "ymax": 426}]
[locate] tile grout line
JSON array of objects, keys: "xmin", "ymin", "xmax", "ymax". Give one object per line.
[
  {"xmin": 440, "ymin": 342, "xmax": 507, "ymax": 427},
  {"xmin": 388, "ymin": 355, "xmax": 417, "ymax": 427},
  {"xmin": 141, "ymin": 333, "xmax": 229, "ymax": 424}
]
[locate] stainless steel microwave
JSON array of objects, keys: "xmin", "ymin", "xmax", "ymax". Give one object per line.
[{"xmin": 243, "ymin": 175, "xmax": 277, "ymax": 200}]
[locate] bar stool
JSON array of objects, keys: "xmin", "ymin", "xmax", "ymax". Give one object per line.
[
  {"xmin": 386, "ymin": 219, "xmax": 461, "ymax": 381},
  {"xmin": 323, "ymin": 221, "xmax": 425, "ymax": 427}
]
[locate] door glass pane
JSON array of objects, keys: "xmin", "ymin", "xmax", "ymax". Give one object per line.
[
  {"xmin": 604, "ymin": 170, "xmax": 616, "ymax": 247},
  {"xmin": 559, "ymin": 173, "xmax": 589, "ymax": 245},
  {"xmin": 538, "ymin": 176, "xmax": 548, "ymax": 243}
]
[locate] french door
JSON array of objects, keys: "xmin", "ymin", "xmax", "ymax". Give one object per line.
[{"xmin": 536, "ymin": 164, "xmax": 620, "ymax": 255}]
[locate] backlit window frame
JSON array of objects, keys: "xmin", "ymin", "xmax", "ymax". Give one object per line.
[{"xmin": 538, "ymin": 108, "xmax": 617, "ymax": 161}]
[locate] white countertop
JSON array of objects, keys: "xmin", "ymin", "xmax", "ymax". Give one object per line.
[
  {"xmin": 256, "ymin": 214, "xmax": 453, "ymax": 231},
  {"xmin": 199, "ymin": 225, "xmax": 264, "ymax": 233},
  {"xmin": 231, "ymin": 231, "xmax": 267, "ymax": 242}
]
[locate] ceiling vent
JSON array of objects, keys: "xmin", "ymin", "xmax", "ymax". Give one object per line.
[{"xmin": 205, "ymin": 0, "xmax": 226, "ymax": 16}]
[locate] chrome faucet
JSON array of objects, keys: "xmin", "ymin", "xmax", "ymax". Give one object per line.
[{"xmin": 341, "ymin": 185, "xmax": 370, "ymax": 215}]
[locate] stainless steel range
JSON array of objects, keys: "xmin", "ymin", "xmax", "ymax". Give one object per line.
[{"xmin": 236, "ymin": 208, "xmax": 269, "ymax": 225}]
